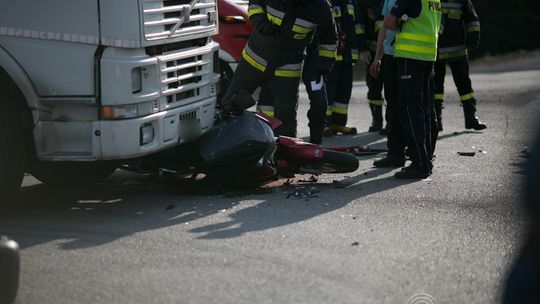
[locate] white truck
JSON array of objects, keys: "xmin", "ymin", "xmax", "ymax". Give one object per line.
[{"xmin": 0, "ymin": 0, "xmax": 220, "ymax": 196}]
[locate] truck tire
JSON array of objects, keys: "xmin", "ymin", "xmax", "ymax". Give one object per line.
[
  {"xmin": 0, "ymin": 91, "xmax": 26, "ymax": 199},
  {"xmin": 31, "ymin": 162, "xmax": 116, "ymax": 186}
]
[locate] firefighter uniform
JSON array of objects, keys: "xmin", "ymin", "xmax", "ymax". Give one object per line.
[
  {"xmin": 391, "ymin": 0, "xmax": 441, "ymax": 179},
  {"xmin": 225, "ymin": 0, "xmax": 337, "ymax": 137},
  {"xmin": 433, "ymin": 0, "xmax": 486, "ymax": 131},
  {"xmin": 324, "ymin": 0, "xmax": 365, "ymax": 136},
  {"xmin": 360, "ymin": 0, "xmax": 386, "ymax": 132}
]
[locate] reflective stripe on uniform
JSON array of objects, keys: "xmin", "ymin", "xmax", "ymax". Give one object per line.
[
  {"xmin": 434, "ymin": 94, "xmax": 444, "ymax": 100},
  {"xmin": 368, "ymin": 99, "xmax": 384, "ymax": 106},
  {"xmin": 441, "ymin": 2, "xmax": 462, "ymax": 8},
  {"xmin": 347, "ymin": 4, "xmax": 355, "ymax": 19},
  {"xmin": 355, "ymin": 24, "xmax": 366, "ymax": 35},
  {"xmin": 257, "ymin": 106, "xmax": 275, "ymax": 117},
  {"xmin": 275, "ymin": 63, "xmax": 302, "ymax": 78},
  {"xmin": 248, "ymin": 4, "xmax": 264, "ymax": 17},
  {"xmin": 460, "ymin": 92, "xmax": 475, "ymax": 101},
  {"xmin": 266, "ymin": 6, "xmax": 284, "ymax": 26},
  {"xmin": 318, "ymin": 43, "xmax": 337, "ymax": 59},
  {"xmin": 398, "ymin": 32, "xmax": 437, "ymax": 44},
  {"xmin": 336, "ymin": 54, "xmax": 343, "ymax": 61},
  {"xmin": 242, "ymin": 45, "xmax": 267, "ymax": 72},
  {"xmin": 395, "ymin": 44, "xmax": 437, "ymax": 55},
  {"xmin": 332, "ymin": 6, "xmax": 342, "ymax": 17},
  {"xmin": 332, "ymin": 102, "xmax": 348, "ymax": 114},
  {"xmin": 351, "ymin": 49, "xmax": 359, "ymax": 60},
  {"xmin": 375, "ymin": 21, "xmax": 383, "ymax": 32},
  {"xmin": 292, "ymin": 18, "xmax": 316, "ymax": 34},
  {"xmin": 467, "ymin": 21, "xmax": 480, "ymax": 32},
  {"xmin": 438, "ymin": 45, "xmax": 467, "ymax": 59}
]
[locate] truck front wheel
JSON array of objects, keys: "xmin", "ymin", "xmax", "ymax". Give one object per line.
[{"xmin": 31, "ymin": 162, "xmax": 116, "ymax": 186}]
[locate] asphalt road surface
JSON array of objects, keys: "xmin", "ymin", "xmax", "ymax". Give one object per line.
[{"xmin": 2, "ymin": 53, "xmax": 540, "ymax": 304}]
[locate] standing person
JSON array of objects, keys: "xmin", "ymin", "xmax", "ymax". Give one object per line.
[
  {"xmin": 324, "ymin": 0, "xmax": 365, "ymax": 136},
  {"xmin": 433, "ymin": 0, "xmax": 486, "ymax": 131},
  {"xmin": 383, "ymin": 0, "xmax": 442, "ymax": 179},
  {"xmin": 361, "ymin": 0, "xmax": 387, "ymax": 133},
  {"xmin": 223, "ymin": 0, "xmax": 337, "ymax": 137},
  {"xmin": 369, "ymin": 0, "xmax": 407, "ymax": 168}
]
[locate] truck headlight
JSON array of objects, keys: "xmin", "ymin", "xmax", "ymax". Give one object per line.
[{"xmin": 102, "ymin": 105, "xmax": 138, "ymax": 120}]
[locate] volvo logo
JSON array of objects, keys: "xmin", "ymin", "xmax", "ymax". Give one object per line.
[{"xmin": 168, "ymin": 0, "xmax": 199, "ymax": 37}]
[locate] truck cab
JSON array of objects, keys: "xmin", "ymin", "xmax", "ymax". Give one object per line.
[{"xmin": 0, "ymin": 0, "xmax": 220, "ymax": 195}]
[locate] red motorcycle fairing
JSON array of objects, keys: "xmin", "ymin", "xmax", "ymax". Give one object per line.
[
  {"xmin": 254, "ymin": 112, "xmax": 283, "ymax": 130},
  {"xmin": 276, "ymin": 136, "xmax": 325, "ymax": 165}
]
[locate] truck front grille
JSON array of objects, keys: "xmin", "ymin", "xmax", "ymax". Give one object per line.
[
  {"xmin": 158, "ymin": 43, "xmax": 215, "ymax": 107},
  {"xmin": 143, "ymin": 0, "xmax": 217, "ymax": 42}
]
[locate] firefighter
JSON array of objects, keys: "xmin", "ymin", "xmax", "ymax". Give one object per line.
[
  {"xmin": 223, "ymin": 0, "xmax": 337, "ymax": 138},
  {"xmin": 384, "ymin": 0, "xmax": 442, "ymax": 179},
  {"xmin": 433, "ymin": 0, "xmax": 486, "ymax": 131},
  {"xmin": 323, "ymin": 0, "xmax": 365, "ymax": 136},
  {"xmin": 360, "ymin": 0, "xmax": 387, "ymax": 133}
]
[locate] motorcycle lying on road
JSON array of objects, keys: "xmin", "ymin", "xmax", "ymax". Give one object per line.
[{"xmin": 187, "ymin": 90, "xmax": 360, "ymax": 187}]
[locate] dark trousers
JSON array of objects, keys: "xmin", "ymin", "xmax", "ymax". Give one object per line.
[
  {"xmin": 434, "ymin": 58, "xmax": 476, "ymax": 104},
  {"xmin": 302, "ymin": 48, "xmax": 328, "ymax": 132},
  {"xmin": 225, "ymin": 58, "xmax": 301, "ymax": 137},
  {"xmin": 366, "ymin": 51, "xmax": 385, "ymax": 106},
  {"xmin": 326, "ymin": 61, "xmax": 353, "ymax": 126},
  {"xmin": 397, "ymin": 58, "xmax": 436, "ymax": 172},
  {"xmin": 382, "ymin": 54, "xmax": 406, "ymax": 160}
]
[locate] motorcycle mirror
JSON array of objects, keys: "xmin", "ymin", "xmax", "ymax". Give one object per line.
[{"xmin": 229, "ymin": 90, "xmax": 256, "ymax": 110}]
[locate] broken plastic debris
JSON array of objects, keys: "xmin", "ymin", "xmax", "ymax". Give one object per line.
[
  {"xmin": 136, "ymin": 211, "xmax": 144, "ymax": 215},
  {"xmin": 457, "ymin": 151, "xmax": 476, "ymax": 156},
  {"xmin": 286, "ymin": 186, "xmax": 319, "ymax": 200},
  {"xmin": 351, "ymin": 242, "xmax": 359, "ymax": 246}
]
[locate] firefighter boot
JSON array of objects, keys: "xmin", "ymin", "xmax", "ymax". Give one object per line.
[
  {"xmin": 309, "ymin": 126, "xmax": 324, "ymax": 145},
  {"xmin": 434, "ymin": 101, "xmax": 443, "ymax": 131},
  {"xmin": 332, "ymin": 124, "xmax": 357, "ymax": 135},
  {"xmin": 368, "ymin": 104, "xmax": 383, "ymax": 132},
  {"xmin": 463, "ymin": 101, "xmax": 487, "ymax": 130}
]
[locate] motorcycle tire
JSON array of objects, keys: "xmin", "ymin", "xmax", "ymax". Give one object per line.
[{"xmin": 318, "ymin": 150, "xmax": 359, "ymax": 173}]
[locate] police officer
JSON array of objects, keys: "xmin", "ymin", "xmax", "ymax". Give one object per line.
[
  {"xmin": 370, "ymin": 0, "xmax": 408, "ymax": 168},
  {"xmin": 433, "ymin": 0, "xmax": 486, "ymax": 131},
  {"xmin": 384, "ymin": 0, "xmax": 441, "ymax": 179},
  {"xmin": 324, "ymin": 0, "xmax": 364, "ymax": 136},
  {"xmin": 224, "ymin": 0, "xmax": 337, "ymax": 138}
]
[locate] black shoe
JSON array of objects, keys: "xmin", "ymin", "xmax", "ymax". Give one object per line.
[
  {"xmin": 373, "ymin": 157, "xmax": 405, "ymax": 168},
  {"xmin": 379, "ymin": 125, "xmax": 390, "ymax": 136},
  {"xmin": 463, "ymin": 100, "xmax": 487, "ymax": 130},
  {"xmin": 394, "ymin": 165, "xmax": 431, "ymax": 179}
]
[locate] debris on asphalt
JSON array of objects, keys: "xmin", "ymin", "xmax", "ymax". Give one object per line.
[
  {"xmin": 478, "ymin": 149, "xmax": 487, "ymax": 154},
  {"xmin": 286, "ymin": 186, "xmax": 320, "ymax": 200},
  {"xmin": 166, "ymin": 204, "xmax": 175, "ymax": 210},
  {"xmin": 351, "ymin": 242, "xmax": 359, "ymax": 246},
  {"xmin": 298, "ymin": 175, "xmax": 318, "ymax": 183},
  {"xmin": 457, "ymin": 151, "xmax": 476, "ymax": 157},
  {"xmin": 136, "ymin": 211, "xmax": 144, "ymax": 215}
]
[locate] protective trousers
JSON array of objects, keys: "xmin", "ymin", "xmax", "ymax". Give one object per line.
[
  {"xmin": 366, "ymin": 51, "xmax": 385, "ymax": 106},
  {"xmin": 397, "ymin": 58, "xmax": 437, "ymax": 173},
  {"xmin": 225, "ymin": 58, "xmax": 301, "ymax": 137},
  {"xmin": 433, "ymin": 58, "xmax": 476, "ymax": 105},
  {"xmin": 382, "ymin": 54, "xmax": 406, "ymax": 160},
  {"xmin": 326, "ymin": 61, "xmax": 353, "ymax": 126},
  {"xmin": 302, "ymin": 47, "xmax": 328, "ymax": 135}
]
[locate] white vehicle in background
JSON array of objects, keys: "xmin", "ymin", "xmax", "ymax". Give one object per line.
[{"xmin": 0, "ymin": 0, "xmax": 220, "ymax": 196}]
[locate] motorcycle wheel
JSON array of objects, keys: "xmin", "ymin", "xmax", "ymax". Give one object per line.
[{"xmin": 318, "ymin": 150, "xmax": 359, "ymax": 173}]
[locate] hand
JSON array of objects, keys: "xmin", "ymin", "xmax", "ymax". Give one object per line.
[
  {"xmin": 370, "ymin": 60, "xmax": 381, "ymax": 78},
  {"xmin": 359, "ymin": 51, "xmax": 371, "ymax": 65}
]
